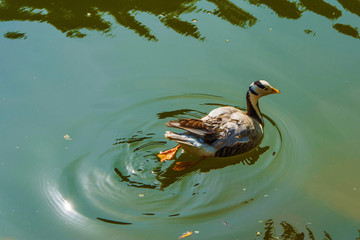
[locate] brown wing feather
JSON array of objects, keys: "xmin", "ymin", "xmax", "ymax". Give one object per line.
[
  {"xmin": 178, "ymin": 118, "xmax": 208, "ymax": 129},
  {"xmin": 166, "ymin": 119, "xmax": 210, "ymax": 136}
]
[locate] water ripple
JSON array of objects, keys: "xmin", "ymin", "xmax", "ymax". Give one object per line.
[{"xmin": 41, "ymin": 93, "xmax": 304, "ymax": 229}]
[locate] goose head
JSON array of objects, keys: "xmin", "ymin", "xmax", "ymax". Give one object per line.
[
  {"xmin": 246, "ymin": 80, "xmax": 280, "ymax": 125},
  {"xmin": 248, "ymin": 80, "xmax": 280, "ymax": 97}
]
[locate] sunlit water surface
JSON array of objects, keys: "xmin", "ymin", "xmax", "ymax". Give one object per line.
[{"xmin": 1, "ymin": 0, "xmax": 360, "ymax": 239}]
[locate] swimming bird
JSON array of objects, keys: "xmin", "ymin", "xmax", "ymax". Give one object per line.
[{"xmin": 157, "ymin": 80, "xmax": 280, "ymax": 163}]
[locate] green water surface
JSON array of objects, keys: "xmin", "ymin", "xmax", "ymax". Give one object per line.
[{"xmin": 1, "ymin": 0, "xmax": 360, "ymax": 239}]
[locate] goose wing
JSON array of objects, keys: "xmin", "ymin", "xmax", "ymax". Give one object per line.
[
  {"xmin": 210, "ymin": 112, "xmax": 263, "ymax": 157},
  {"xmin": 166, "ymin": 106, "xmax": 263, "ymax": 157},
  {"xmin": 166, "ymin": 118, "xmax": 212, "ymax": 137},
  {"xmin": 165, "ymin": 107, "xmax": 239, "ymax": 141}
]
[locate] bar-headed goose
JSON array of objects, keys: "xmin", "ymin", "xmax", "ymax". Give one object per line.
[{"xmin": 158, "ymin": 80, "xmax": 280, "ymax": 161}]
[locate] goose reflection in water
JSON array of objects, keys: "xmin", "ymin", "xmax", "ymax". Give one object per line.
[
  {"xmin": 114, "ymin": 145, "xmax": 269, "ymax": 190},
  {"xmin": 1, "ymin": 0, "xmax": 360, "ymax": 40}
]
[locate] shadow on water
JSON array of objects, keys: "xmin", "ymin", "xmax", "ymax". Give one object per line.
[{"xmin": 0, "ymin": 0, "xmax": 359, "ymax": 40}]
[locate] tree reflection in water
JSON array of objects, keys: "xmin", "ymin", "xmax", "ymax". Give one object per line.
[
  {"xmin": 0, "ymin": 0, "xmax": 359, "ymax": 40},
  {"xmin": 260, "ymin": 219, "xmax": 360, "ymax": 240},
  {"xmin": 3, "ymin": 31, "xmax": 27, "ymax": 39}
]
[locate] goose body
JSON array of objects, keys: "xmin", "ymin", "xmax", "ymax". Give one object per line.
[{"xmin": 159, "ymin": 80, "xmax": 280, "ymax": 159}]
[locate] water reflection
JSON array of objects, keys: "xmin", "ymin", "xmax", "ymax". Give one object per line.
[
  {"xmin": 299, "ymin": 0, "xmax": 342, "ymax": 19},
  {"xmin": 247, "ymin": 0, "xmax": 302, "ymax": 19},
  {"xmin": 159, "ymin": 146, "xmax": 270, "ymax": 189},
  {"xmin": 3, "ymin": 31, "xmax": 27, "ymax": 39},
  {"xmin": 261, "ymin": 219, "xmax": 313, "ymax": 239},
  {"xmin": 0, "ymin": 0, "xmax": 359, "ymax": 39},
  {"xmin": 337, "ymin": 0, "xmax": 360, "ymax": 17},
  {"xmin": 156, "ymin": 108, "xmax": 206, "ymax": 120},
  {"xmin": 208, "ymin": 0, "xmax": 256, "ymax": 28},
  {"xmin": 96, "ymin": 217, "xmax": 132, "ymax": 225},
  {"xmin": 42, "ymin": 180, "xmax": 89, "ymax": 228},
  {"xmin": 0, "ymin": 0, "xmax": 255, "ymax": 40},
  {"xmin": 333, "ymin": 23, "xmax": 360, "ymax": 39},
  {"xmin": 258, "ymin": 219, "xmax": 360, "ymax": 240},
  {"xmin": 114, "ymin": 145, "xmax": 269, "ymax": 189}
]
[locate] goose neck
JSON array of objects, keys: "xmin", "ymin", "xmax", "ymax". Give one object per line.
[{"xmin": 246, "ymin": 90, "xmax": 263, "ymax": 125}]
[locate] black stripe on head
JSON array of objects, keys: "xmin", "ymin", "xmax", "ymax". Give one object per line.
[
  {"xmin": 248, "ymin": 86, "xmax": 258, "ymax": 95},
  {"xmin": 254, "ymin": 80, "xmax": 265, "ymax": 89}
]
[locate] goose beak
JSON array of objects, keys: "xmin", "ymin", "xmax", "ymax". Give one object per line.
[{"xmin": 271, "ymin": 87, "xmax": 280, "ymax": 94}]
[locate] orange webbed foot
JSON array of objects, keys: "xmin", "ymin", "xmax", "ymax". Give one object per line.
[{"xmin": 157, "ymin": 145, "xmax": 181, "ymax": 162}]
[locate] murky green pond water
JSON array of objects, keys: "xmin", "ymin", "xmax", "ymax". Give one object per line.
[{"xmin": 1, "ymin": 0, "xmax": 360, "ymax": 239}]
